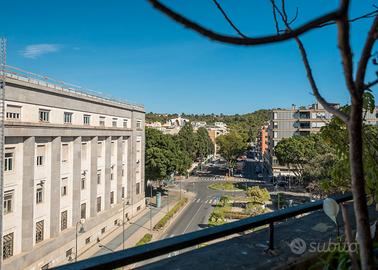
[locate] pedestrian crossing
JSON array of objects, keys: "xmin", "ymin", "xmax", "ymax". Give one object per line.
[{"xmin": 194, "ymin": 197, "xmax": 219, "ymax": 205}]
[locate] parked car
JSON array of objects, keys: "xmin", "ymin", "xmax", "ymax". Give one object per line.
[{"xmin": 234, "ymin": 173, "xmax": 243, "ymax": 178}]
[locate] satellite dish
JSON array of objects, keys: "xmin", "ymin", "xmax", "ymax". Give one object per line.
[{"xmin": 323, "ymin": 198, "xmax": 340, "ymax": 225}]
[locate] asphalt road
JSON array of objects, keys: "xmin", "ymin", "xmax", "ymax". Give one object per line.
[{"xmin": 137, "ymin": 180, "xmax": 245, "ymax": 266}]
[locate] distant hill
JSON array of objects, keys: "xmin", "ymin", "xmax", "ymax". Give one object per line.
[{"xmin": 146, "ymin": 110, "xmax": 271, "ymax": 142}]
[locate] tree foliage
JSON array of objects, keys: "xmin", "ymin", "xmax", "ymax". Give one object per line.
[
  {"xmin": 216, "ymin": 131, "xmax": 247, "ymax": 169},
  {"xmin": 145, "ymin": 126, "xmax": 214, "ymax": 182},
  {"xmin": 146, "ymin": 110, "xmax": 270, "ymax": 142}
]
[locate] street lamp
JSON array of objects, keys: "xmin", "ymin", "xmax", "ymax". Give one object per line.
[
  {"xmin": 123, "ymin": 200, "xmax": 130, "ymax": 250},
  {"xmin": 75, "ymin": 218, "xmax": 85, "ymax": 262}
]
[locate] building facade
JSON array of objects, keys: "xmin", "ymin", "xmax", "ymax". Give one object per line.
[
  {"xmin": 264, "ymin": 102, "xmax": 378, "ymax": 178},
  {"xmin": 2, "ymin": 68, "xmax": 145, "ymax": 270}
]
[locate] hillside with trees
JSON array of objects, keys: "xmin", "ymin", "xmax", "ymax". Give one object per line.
[{"xmin": 146, "ymin": 109, "xmax": 271, "ymax": 142}]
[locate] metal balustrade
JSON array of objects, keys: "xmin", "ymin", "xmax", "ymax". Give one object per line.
[
  {"xmin": 51, "ymin": 193, "xmax": 353, "ymax": 270},
  {"xmin": 1, "ymin": 65, "xmax": 144, "ymax": 111}
]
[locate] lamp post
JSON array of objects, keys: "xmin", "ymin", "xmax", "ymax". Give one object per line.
[
  {"xmin": 123, "ymin": 200, "xmax": 130, "ymax": 250},
  {"xmin": 75, "ymin": 219, "xmax": 85, "ymax": 262}
]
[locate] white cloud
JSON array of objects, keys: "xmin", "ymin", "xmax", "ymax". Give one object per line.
[{"xmin": 21, "ymin": 44, "xmax": 61, "ymax": 59}]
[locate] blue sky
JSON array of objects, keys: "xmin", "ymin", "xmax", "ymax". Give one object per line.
[{"xmin": 2, "ymin": 0, "xmax": 377, "ymax": 114}]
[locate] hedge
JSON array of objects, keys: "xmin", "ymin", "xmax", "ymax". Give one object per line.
[
  {"xmin": 135, "ymin": 233, "xmax": 153, "ymax": 246},
  {"xmin": 153, "ymin": 197, "xmax": 188, "ymax": 230}
]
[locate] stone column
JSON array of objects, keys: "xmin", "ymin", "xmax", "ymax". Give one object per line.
[
  {"xmin": 104, "ymin": 136, "xmax": 111, "ymax": 210},
  {"xmin": 89, "ymin": 136, "xmax": 98, "ymax": 217},
  {"xmin": 127, "ymin": 135, "xmax": 134, "ymax": 205},
  {"xmin": 72, "ymin": 137, "xmax": 81, "ymax": 223},
  {"xmin": 21, "ymin": 136, "xmax": 35, "ymax": 252},
  {"xmin": 116, "ymin": 136, "xmax": 123, "ymax": 203},
  {"xmin": 50, "ymin": 136, "xmax": 61, "ymax": 238}
]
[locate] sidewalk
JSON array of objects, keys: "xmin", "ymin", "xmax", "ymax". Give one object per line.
[{"xmin": 78, "ymin": 190, "xmax": 183, "ymax": 260}]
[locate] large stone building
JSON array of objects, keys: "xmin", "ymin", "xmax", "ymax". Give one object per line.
[
  {"xmin": 2, "ymin": 67, "xmax": 145, "ymax": 270},
  {"xmin": 263, "ymin": 102, "xmax": 378, "ymax": 178}
]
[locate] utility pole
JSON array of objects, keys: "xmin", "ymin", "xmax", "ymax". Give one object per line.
[{"xmin": 0, "ymin": 38, "xmax": 7, "ymax": 269}]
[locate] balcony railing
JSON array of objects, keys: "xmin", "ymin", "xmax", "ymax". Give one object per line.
[
  {"xmin": 1, "ymin": 65, "xmax": 144, "ymax": 110},
  {"xmin": 51, "ymin": 193, "xmax": 352, "ymax": 270}
]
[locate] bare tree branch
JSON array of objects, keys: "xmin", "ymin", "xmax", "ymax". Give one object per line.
[
  {"xmin": 364, "ymin": 78, "xmax": 378, "ymax": 89},
  {"xmin": 355, "ymin": 14, "xmax": 378, "ymax": 91},
  {"xmin": 212, "ymin": 0, "xmax": 247, "ymax": 38},
  {"xmin": 270, "ymin": 0, "xmax": 349, "ymax": 123},
  {"xmin": 148, "ymin": 0, "xmax": 340, "ymax": 46},
  {"xmin": 318, "ymin": 8, "xmax": 378, "ymax": 28},
  {"xmin": 336, "ymin": 0, "xmax": 357, "ymax": 98},
  {"xmin": 271, "ymin": 0, "xmax": 281, "ymax": 34}
]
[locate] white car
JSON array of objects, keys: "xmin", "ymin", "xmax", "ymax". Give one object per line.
[{"xmin": 257, "ymin": 173, "xmax": 263, "ymax": 179}]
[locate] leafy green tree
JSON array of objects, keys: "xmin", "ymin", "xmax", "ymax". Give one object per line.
[
  {"xmin": 195, "ymin": 127, "xmax": 214, "ymax": 160},
  {"xmin": 176, "ymin": 123, "xmax": 197, "ymax": 160},
  {"xmin": 216, "ymin": 131, "xmax": 247, "ymax": 174},
  {"xmin": 275, "ymin": 134, "xmax": 333, "ymax": 184},
  {"xmin": 145, "ymin": 128, "xmax": 191, "ymax": 183}
]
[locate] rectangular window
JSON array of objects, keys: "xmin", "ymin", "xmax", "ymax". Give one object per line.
[
  {"xmin": 111, "ymin": 142, "xmax": 115, "ymax": 156},
  {"xmin": 85, "ymin": 237, "xmax": 91, "ymax": 245},
  {"xmin": 83, "ymin": 114, "xmax": 91, "ymax": 125},
  {"xmin": 99, "ymin": 116, "xmax": 105, "ymax": 127},
  {"xmin": 110, "ymin": 191, "xmax": 114, "ymax": 204},
  {"xmin": 39, "ymin": 109, "xmax": 49, "ymax": 122},
  {"xmin": 273, "ymin": 131, "xmax": 278, "ymax": 139},
  {"xmin": 35, "ymin": 220, "xmax": 44, "ymax": 243},
  {"xmin": 66, "ymin": 248, "xmax": 72, "ymax": 258},
  {"xmin": 36, "ymin": 145, "xmax": 45, "ymax": 166},
  {"xmin": 112, "ymin": 118, "xmax": 117, "ymax": 127},
  {"xmin": 101, "ymin": 227, "xmax": 106, "ymax": 234},
  {"xmin": 97, "ymin": 197, "xmax": 101, "ymax": 213},
  {"xmin": 64, "ymin": 112, "xmax": 73, "ymax": 124},
  {"xmin": 61, "ymin": 177, "xmax": 68, "ymax": 197},
  {"xmin": 81, "ymin": 177, "xmax": 86, "ymax": 190},
  {"xmin": 136, "ymin": 120, "xmax": 142, "ymax": 129},
  {"xmin": 136, "ymin": 183, "xmax": 140, "ymax": 195},
  {"xmin": 273, "ymin": 122, "xmax": 278, "ymax": 129},
  {"xmin": 273, "ymin": 112, "xmax": 278, "ymax": 120},
  {"xmin": 122, "ymin": 187, "xmax": 125, "ymax": 199},
  {"xmin": 36, "ymin": 187, "xmax": 43, "ymax": 204},
  {"xmin": 123, "ymin": 119, "xmax": 128, "ymax": 128},
  {"xmin": 81, "ymin": 143, "xmax": 87, "ymax": 161},
  {"xmin": 6, "ymin": 105, "xmax": 21, "ymax": 120},
  {"xmin": 122, "ymin": 166, "xmax": 125, "ymax": 177},
  {"xmin": 61, "ymin": 210, "xmax": 68, "ymax": 231},
  {"xmin": 97, "ymin": 142, "xmax": 102, "ymax": 158},
  {"xmin": 4, "ymin": 190, "xmax": 14, "ymax": 214},
  {"xmin": 97, "ymin": 170, "xmax": 101, "ymax": 184},
  {"xmin": 4, "ymin": 150, "xmax": 14, "ymax": 172},
  {"xmin": 3, "ymin": 232, "xmax": 14, "ymax": 259},
  {"xmin": 110, "ymin": 167, "xmax": 114, "ymax": 181},
  {"xmin": 62, "ymin": 144, "xmax": 69, "ymax": 162},
  {"xmin": 81, "ymin": 203, "xmax": 86, "ymax": 219}
]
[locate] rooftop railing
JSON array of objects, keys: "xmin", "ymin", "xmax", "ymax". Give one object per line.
[
  {"xmin": 51, "ymin": 193, "xmax": 353, "ymax": 270},
  {"xmin": 1, "ymin": 65, "xmax": 144, "ymax": 111}
]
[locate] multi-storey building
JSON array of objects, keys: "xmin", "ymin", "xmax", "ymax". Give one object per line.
[
  {"xmin": 264, "ymin": 102, "xmax": 378, "ymax": 178},
  {"xmin": 2, "ymin": 67, "xmax": 145, "ymax": 270}
]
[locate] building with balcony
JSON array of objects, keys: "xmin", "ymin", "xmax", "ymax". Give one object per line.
[
  {"xmin": 264, "ymin": 102, "xmax": 378, "ymax": 178},
  {"xmin": 2, "ymin": 67, "xmax": 145, "ymax": 270}
]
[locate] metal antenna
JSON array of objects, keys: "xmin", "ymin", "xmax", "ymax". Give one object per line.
[{"xmin": 0, "ymin": 37, "xmax": 7, "ymax": 268}]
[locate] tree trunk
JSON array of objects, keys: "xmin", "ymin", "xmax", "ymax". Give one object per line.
[{"xmin": 348, "ymin": 98, "xmax": 374, "ymax": 269}]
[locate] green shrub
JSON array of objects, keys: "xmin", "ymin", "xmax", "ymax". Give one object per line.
[
  {"xmin": 135, "ymin": 233, "xmax": 153, "ymax": 246},
  {"xmin": 208, "ymin": 182, "xmax": 239, "ymax": 191},
  {"xmin": 246, "ymin": 186, "xmax": 270, "ymax": 204},
  {"xmin": 153, "ymin": 197, "xmax": 188, "ymax": 230}
]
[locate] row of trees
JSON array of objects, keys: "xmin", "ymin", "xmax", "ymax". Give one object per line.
[{"xmin": 145, "ymin": 124, "xmax": 214, "ymax": 182}]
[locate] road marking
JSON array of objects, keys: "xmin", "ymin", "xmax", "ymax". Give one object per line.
[
  {"xmin": 183, "ymin": 203, "xmax": 205, "ymax": 233},
  {"xmin": 196, "ymin": 198, "xmax": 201, "ymax": 203}
]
